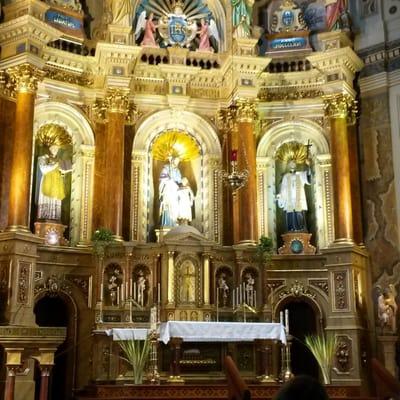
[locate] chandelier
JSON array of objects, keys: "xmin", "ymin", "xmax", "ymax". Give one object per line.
[
  {"xmin": 221, "ymin": 149, "xmax": 249, "ymax": 192},
  {"xmin": 218, "ymin": 105, "xmax": 249, "ymax": 193}
]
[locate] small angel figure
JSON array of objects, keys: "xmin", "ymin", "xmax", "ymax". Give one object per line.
[
  {"xmin": 135, "ymin": 10, "xmax": 158, "ymax": 47},
  {"xmin": 217, "ymin": 273, "xmax": 230, "ymax": 307},
  {"xmin": 197, "ymin": 18, "xmax": 220, "ymax": 52},
  {"xmin": 377, "ymin": 284, "xmax": 398, "ymax": 333}
]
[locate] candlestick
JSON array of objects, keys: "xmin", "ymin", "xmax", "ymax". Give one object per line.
[
  {"xmin": 130, "ymin": 278, "xmax": 133, "ymax": 298},
  {"xmin": 129, "ymin": 299, "xmax": 133, "ymax": 323},
  {"xmin": 239, "ymin": 285, "xmax": 242, "ymax": 304},
  {"xmin": 121, "ymin": 284, "xmax": 125, "ymax": 302},
  {"xmin": 158, "ymin": 282, "xmax": 161, "ymax": 304},
  {"xmin": 117, "ymin": 287, "xmax": 120, "ymax": 305},
  {"xmin": 134, "ymin": 282, "xmax": 137, "ymax": 302},
  {"xmin": 280, "ymin": 311, "xmax": 284, "ymax": 325},
  {"xmin": 233, "ymin": 288, "xmax": 235, "ymax": 309},
  {"xmin": 254, "ymin": 290, "xmax": 256, "ymax": 309},
  {"xmin": 100, "ymin": 283, "xmax": 103, "ymax": 302},
  {"xmin": 285, "ymin": 309, "xmax": 289, "ymax": 334}
]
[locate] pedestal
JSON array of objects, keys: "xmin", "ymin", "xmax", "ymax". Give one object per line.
[
  {"xmin": 34, "ymin": 222, "xmax": 67, "ymax": 246},
  {"xmin": 377, "ymin": 335, "xmax": 399, "ymax": 378},
  {"xmin": 278, "ymin": 232, "xmax": 316, "ymax": 255},
  {"xmin": 155, "ymin": 227, "xmax": 171, "ymax": 242},
  {"xmin": 233, "ymin": 38, "xmax": 258, "ymax": 56}
]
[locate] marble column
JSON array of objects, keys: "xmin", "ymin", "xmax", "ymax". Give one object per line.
[
  {"xmin": 325, "ymin": 94, "xmax": 357, "ymax": 244},
  {"xmin": 235, "ymin": 100, "xmax": 258, "ymax": 245},
  {"xmin": 39, "ymin": 366, "xmax": 52, "ymax": 400},
  {"xmin": 4, "ymin": 366, "xmax": 18, "ymax": 400},
  {"xmin": 94, "ymin": 89, "xmax": 135, "ymax": 240},
  {"xmin": 5, "ymin": 64, "xmax": 41, "ymax": 232}
]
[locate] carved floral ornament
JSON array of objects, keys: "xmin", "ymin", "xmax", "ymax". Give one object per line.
[
  {"xmin": 324, "ymin": 93, "xmax": 358, "ymax": 125},
  {"xmin": 278, "ymin": 280, "xmax": 316, "ymax": 300},
  {"xmin": 5, "ymin": 64, "xmax": 45, "ymax": 94},
  {"xmin": 217, "ymin": 99, "xmax": 258, "ymax": 131},
  {"xmin": 93, "ymin": 88, "xmax": 139, "ymax": 124}
]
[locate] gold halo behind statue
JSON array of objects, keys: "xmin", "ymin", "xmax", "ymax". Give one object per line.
[
  {"xmin": 36, "ymin": 124, "xmax": 72, "ymax": 148},
  {"xmin": 275, "ymin": 141, "xmax": 308, "ymax": 165},
  {"xmin": 151, "ymin": 130, "xmax": 200, "ymax": 162}
]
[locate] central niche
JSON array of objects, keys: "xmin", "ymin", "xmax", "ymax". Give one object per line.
[{"xmin": 149, "ymin": 130, "xmax": 201, "ymax": 239}]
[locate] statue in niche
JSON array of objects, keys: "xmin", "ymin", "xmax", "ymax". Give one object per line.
[
  {"xmin": 325, "ymin": 0, "xmax": 350, "ymax": 31},
  {"xmin": 35, "ymin": 126, "xmax": 72, "ymax": 223},
  {"xmin": 231, "ymin": 0, "xmax": 254, "ymax": 39},
  {"xmin": 180, "ymin": 260, "xmax": 196, "ymax": 303},
  {"xmin": 377, "ymin": 285, "xmax": 398, "ymax": 333},
  {"xmin": 159, "ymin": 156, "xmax": 182, "ymax": 227},
  {"xmin": 109, "ymin": 0, "xmax": 133, "ymax": 26},
  {"xmin": 107, "ymin": 267, "xmax": 122, "ymax": 306},
  {"xmin": 217, "ymin": 273, "xmax": 230, "ymax": 307},
  {"xmin": 136, "ymin": 269, "xmax": 147, "ymax": 306},
  {"xmin": 277, "ymin": 159, "xmax": 311, "ymax": 232},
  {"xmin": 177, "ymin": 177, "xmax": 194, "ymax": 223}
]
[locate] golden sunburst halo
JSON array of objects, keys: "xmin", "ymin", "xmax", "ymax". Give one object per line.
[
  {"xmin": 151, "ymin": 130, "xmax": 201, "ymax": 162},
  {"xmin": 36, "ymin": 124, "xmax": 72, "ymax": 147},
  {"xmin": 275, "ymin": 141, "xmax": 308, "ymax": 164}
]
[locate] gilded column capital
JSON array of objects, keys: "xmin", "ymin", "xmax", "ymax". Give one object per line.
[
  {"xmin": 234, "ymin": 98, "xmax": 258, "ymax": 123},
  {"xmin": 324, "ymin": 94, "xmax": 357, "ymax": 125},
  {"xmin": 217, "ymin": 107, "xmax": 235, "ymax": 132},
  {"xmin": 6, "ymin": 64, "xmax": 44, "ymax": 94},
  {"xmin": 93, "ymin": 88, "xmax": 138, "ymax": 124}
]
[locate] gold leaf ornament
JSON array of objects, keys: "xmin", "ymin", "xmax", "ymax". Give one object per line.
[
  {"xmin": 36, "ymin": 124, "xmax": 72, "ymax": 147},
  {"xmin": 275, "ymin": 141, "xmax": 308, "ymax": 165},
  {"xmin": 151, "ymin": 130, "xmax": 200, "ymax": 162}
]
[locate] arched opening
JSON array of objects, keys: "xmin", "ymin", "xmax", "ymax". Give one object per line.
[
  {"xmin": 34, "ymin": 294, "xmax": 75, "ymax": 400},
  {"xmin": 282, "ymin": 301, "xmax": 320, "ymax": 378}
]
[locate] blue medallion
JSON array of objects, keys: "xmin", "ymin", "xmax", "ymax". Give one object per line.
[
  {"xmin": 282, "ymin": 10, "xmax": 294, "ymax": 26},
  {"xmin": 168, "ymin": 15, "xmax": 187, "ymax": 44}
]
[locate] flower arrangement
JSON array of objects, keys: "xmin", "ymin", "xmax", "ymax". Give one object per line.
[
  {"xmin": 256, "ymin": 235, "xmax": 274, "ymax": 264},
  {"xmin": 118, "ymin": 338, "xmax": 151, "ymax": 384},
  {"xmin": 304, "ymin": 333, "xmax": 337, "ymax": 384}
]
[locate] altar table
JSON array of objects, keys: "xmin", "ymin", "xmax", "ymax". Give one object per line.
[{"xmin": 105, "ymin": 322, "xmax": 286, "ymax": 344}]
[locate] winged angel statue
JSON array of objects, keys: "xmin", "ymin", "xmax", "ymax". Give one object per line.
[{"xmin": 134, "ymin": 0, "xmax": 220, "ymax": 52}]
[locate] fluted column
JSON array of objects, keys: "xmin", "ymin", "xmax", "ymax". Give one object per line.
[
  {"xmin": 6, "ymin": 64, "xmax": 42, "ymax": 232},
  {"xmin": 93, "ymin": 89, "xmax": 137, "ymax": 239},
  {"xmin": 325, "ymin": 94, "xmax": 357, "ymax": 244},
  {"xmin": 236, "ymin": 99, "xmax": 258, "ymax": 245}
]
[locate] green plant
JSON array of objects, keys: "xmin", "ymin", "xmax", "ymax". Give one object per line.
[
  {"xmin": 91, "ymin": 228, "xmax": 114, "ymax": 256},
  {"xmin": 118, "ymin": 338, "xmax": 151, "ymax": 384},
  {"xmin": 256, "ymin": 235, "xmax": 274, "ymax": 264},
  {"xmin": 304, "ymin": 333, "xmax": 337, "ymax": 384}
]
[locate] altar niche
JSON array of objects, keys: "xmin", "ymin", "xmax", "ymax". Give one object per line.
[
  {"xmin": 149, "ymin": 130, "xmax": 202, "ymax": 241},
  {"xmin": 31, "ymin": 124, "xmax": 73, "ymax": 244},
  {"xmin": 275, "ymin": 141, "xmax": 317, "ymax": 249}
]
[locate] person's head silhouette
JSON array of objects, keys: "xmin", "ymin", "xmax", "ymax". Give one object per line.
[{"xmin": 274, "ymin": 375, "xmax": 330, "ymax": 400}]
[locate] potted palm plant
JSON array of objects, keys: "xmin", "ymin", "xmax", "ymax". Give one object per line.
[
  {"xmin": 118, "ymin": 338, "xmax": 151, "ymax": 384},
  {"xmin": 304, "ymin": 333, "xmax": 337, "ymax": 385}
]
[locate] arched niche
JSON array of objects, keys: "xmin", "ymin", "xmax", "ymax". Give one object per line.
[
  {"xmin": 256, "ymin": 119, "xmax": 334, "ymax": 250},
  {"xmin": 132, "ymin": 109, "xmax": 222, "ymax": 243},
  {"xmin": 33, "ymin": 102, "xmax": 95, "ymax": 245},
  {"xmin": 132, "ymin": 0, "xmax": 228, "ymax": 52}
]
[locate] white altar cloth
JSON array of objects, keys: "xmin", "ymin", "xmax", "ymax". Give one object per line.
[
  {"xmin": 159, "ymin": 321, "xmax": 286, "ymax": 345},
  {"xmin": 105, "ymin": 328, "xmax": 149, "ymax": 341}
]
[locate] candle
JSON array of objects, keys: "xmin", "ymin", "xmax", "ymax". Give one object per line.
[
  {"xmin": 129, "ymin": 278, "xmax": 133, "ymax": 298},
  {"xmin": 280, "ymin": 311, "xmax": 284, "ymax": 325},
  {"xmin": 117, "ymin": 287, "xmax": 120, "ymax": 305},
  {"xmin": 239, "ymin": 285, "xmax": 242, "ymax": 304},
  {"xmin": 158, "ymin": 282, "xmax": 161, "ymax": 304},
  {"xmin": 121, "ymin": 284, "xmax": 125, "ymax": 302},
  {"xmin": 236, "ymin": 287, "xmax": 239, "ymax": 306},
  {"xmin": 134, "ymin": 282, "xmax": 137, "ymax": 302},
  {"xmin": 254, "ymin": 290, "xmax": 256, "ymax": 308},
  {"xmin": 126, "ymin": 282, "xmax": 128, "ymax": 299},
  {"xmin": 243, "ymin": 283, "xmax": 246, "ymax": 304},
  {"xmin": 233, "ymin": 288, "xmax": 235, "ymax": 309},
  {"xmin": 129, "ymin": 298, "xmax": 133, "ymax": 322},
  {"xmin": 231, "ymin": 149, "xmax": 238, "ymax": 162},
  {"xmin": 285, "ymin": 309, "xmax": 289, "ymax": 334},
  {"xmin": 100, "ymin": 283, "xmax": 103, "ymax": 302}
]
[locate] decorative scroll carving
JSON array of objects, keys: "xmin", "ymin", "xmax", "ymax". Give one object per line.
[
  {"xmin": 34, "ymin": 274, "xmax": 72, "ymax": 296},
  {"xmin": 258, "ymin": 88, "xmax": 324, "ymax": 102},
  {"xmin": 309, "ymin": 279, "xmax": 329, "ymax": 296},
  {"xmin": 333, "ymin": 271, "xmax": 348, "ymax": 310},
  {"xmin": 278, "ymin": 280, "xmax": 316, "ymax": 300},
  {"xmin": 324, "ymin": 94, "xmax": 358, "ymax": 125},
  {"xmin": 44, "ymin": 67, "xmax": 94, "ymax": 87},
  {"xmin": 334, "ymin": 335, "xmax": 352, "ymax": 374},
  {"xmin": 65, "ymin": 274, "xmax": 90, "ymax": 302},
  {"xmin": 235, "ymin": 99, "xmax": 258, "ymax": 123},
  {"xmin": 17, "ymin": 262, "xmax": 31, "ymax": 305}
]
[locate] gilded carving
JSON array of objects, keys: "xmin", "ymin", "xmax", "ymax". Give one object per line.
[
  {"xmin": 324, "ymin": 94, "xmax": 357, "ymax": 125},
  {"xmin": 309, "ymin": 279, "xmax": 329, "ymax": 296},
  {"xmin": 235, "ymin": 99, "xmax": 258, "ymax": 123},
  {"xmin": 93, "ymin": 88, "xmax": 138, "ymax": 124},
  {"xmin": 6, "ymin": 64, "xmax": 44, "ymax": 94},
  {"xmin": 278, "ymin": 280, "xmax": 316, "ymax": 300},
  {"xmin": 65, "ymin": 274, "xmax": 90, "ymax": 301},
  {"xmin": 44, "ymin": 67, "xmax": 94, "ymax": 87},
  {"xmin": 333, "ymin": 271, "xmax": 348, "ymax": 310},
  {"xmin": 17, "ymin": 262, "xmax": 30, "ymax": 305},
  {"xmin": 258, "ymin": 88, "xmax": 324, "ymax": 102}
]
